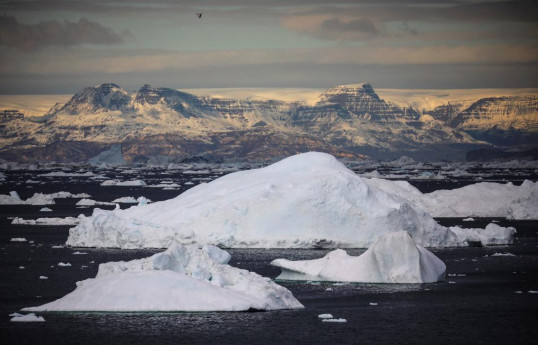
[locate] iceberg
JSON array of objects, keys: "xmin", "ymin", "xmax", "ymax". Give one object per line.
[
  {"xmin": 67, "ymin": 152, "xmax": 515, "ymax": 249},
  {"xmin": 271, "ymin": 231, "xmax": 446, "ymax": 283},
  {"xmin": 23, "ymin": 242, "xmax": 303, "ymax": 312},
  {"xmin": 366, "ymin": 178, "xmax": 538, "ymax": 219}
]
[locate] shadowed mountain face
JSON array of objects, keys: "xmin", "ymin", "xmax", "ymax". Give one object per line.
[{"xmin": 0, "ymin": 83, "xmax": 536, "ymax": 162}]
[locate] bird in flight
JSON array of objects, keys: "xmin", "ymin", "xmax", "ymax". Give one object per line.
[{"xmin": 196, "ymin": 13, "xmax": 202, "ymax": 19}]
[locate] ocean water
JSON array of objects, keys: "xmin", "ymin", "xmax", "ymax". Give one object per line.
[{"xmin": 0, "ymin": 167, "xmax": 537, "ymax": 344}]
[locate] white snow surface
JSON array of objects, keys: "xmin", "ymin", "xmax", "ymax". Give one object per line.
[
  {"xmin": 271, "ymin": 231, "xmax": 446, "ymax": 283},
  {"xmin": 367, "ymin": 178, "xmax": 538, "ymax": 219},
  {"xmin": 23, "ymin": 242, "xmax": 303, "ymax": 312},
  {"xmin": 67, "ymin": 152, "xmax": 516, "ymax": 249},
  {"xmin": 0, "ymin": 191, "xmax": 55, "ymax": 205},
  {"xmin": 101, "ymin": 180, "xmax": 147, "ymax": 186},
  {"xmin": 10, "ymin": 313, "xmax": 45, "ymax": 322},
  {"xmin": 12, "ymin": 216, "xmax": 82, "ymax": 226}
]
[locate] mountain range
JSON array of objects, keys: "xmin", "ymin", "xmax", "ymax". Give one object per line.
[{"xmin": 0, "ymin": 83, "xmax": 536, "ymax": 162}]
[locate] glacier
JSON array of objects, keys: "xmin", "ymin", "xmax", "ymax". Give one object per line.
[
  {"xmin": 23, "ymin": 242, "xmax": 303, "ymax": 312},
  {"xmin": 66, "ymin": 152, "xmax": 515, "ymax": 249},
  {"xmin": 271, "ymin": 231, "xmax": 446, "ymax": 283}
]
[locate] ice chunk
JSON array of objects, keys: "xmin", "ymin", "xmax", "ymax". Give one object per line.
[
  {"xmin": 23, "ymin": 242, "xmax": 303, "ymax": 312},
  {"xmin": 10, "ymin": 313, "xmax": 45, "ymax": 322},
  {"xmin": 10, "ymin": 237, "xmax": 27, "ymax": 242},
  {"xmin": 58, "ymin": 262, "xmax": 72, "ymax": 267},
  {"xmin": 318, "ymin": 314, "xmax": 334, "ymax": 319},
  {"xmin": 271, "ymin": 231, "xmax": 446, "ymax": 283},
  {"xmin": 322, "ymin": 318, "xmax": 347, "ymax": 323}
]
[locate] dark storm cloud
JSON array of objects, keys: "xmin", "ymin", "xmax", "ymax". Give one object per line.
[{"xmin": 0, "ymin": 15, "xmax": 128, "ymax": 51}]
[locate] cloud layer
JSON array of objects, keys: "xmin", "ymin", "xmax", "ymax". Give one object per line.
[{"xmin": 0, "ymin": 15, "xmax": 128, "ymax": 51}]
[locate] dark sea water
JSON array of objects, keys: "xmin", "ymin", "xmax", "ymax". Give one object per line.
[{"xmin": 0, "ymin": 166, "xmax": 537, "ymax": 344}]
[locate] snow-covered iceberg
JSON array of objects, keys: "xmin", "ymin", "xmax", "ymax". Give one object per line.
[
  {"xmin": 0, "ymin": 191, "xmax": 55, "ymax": 205},
  {"xmin": 271, "ymin": 231, "xmax": 446, "ymax": 283},
  {"xmin": 67, "ymin": 152, "xmax": 514, "ymax": 249},
  {"xmin": 23, "ymin": 242, "xmax": 302, "ymax": 312},
  {"xmin": 367, "ymin": 178, "xmax": 538, "ymax": 219}
]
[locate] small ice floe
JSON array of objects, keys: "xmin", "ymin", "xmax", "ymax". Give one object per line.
[
  {"xmin": 111, "ymin": 196, "xmax": 149, "ymax": 204},
  {"xmin": 12, "ymin": 216, "xmax": 81, "ymax": 226},
  {"xmin": 19, "ymin": 266, "xmax": 25, "ymax": 270},
  {"xmin": 10, "ymin": 313, "xmax": 45, "ymax": 322},
  {"xmin": 462, "ymin": 218, "xmax": 475, "ymax": 222},
  {"xmin": 318, "ymin": 314, "xmax": 333, "ymax": 319},
  {"xmin": 10, "ymin": 238, "xmax": 27, "ymax": 242},
  {"xmin": 448, "ymin": 281, "xmax": 456, "ymax": 284},
  {"xmin": 322, "ymin": 318, "xmax": 347, "ymax": 323},
  {"xmin": 369, "ymin": 303, "xmax": 378, "ymax": 306},
  {"xmin": 39, "ymin": 276, "xmax": 48, "ymax": 280},
  {"xmin": 491, "ymin": 252, "xmax": 516, "ymax": 257},
  {"xmin": 51, "ymin": 245, "xmax": 64, "ymax": 249},
  {"xmin": 72, "ymin": 251, "xmax": 88, "ymax": 255},
  {"xmin": 101, "ymin": 180, "xmax": 147, "ymax": 187},
  {"xmin": 325, "ymin": 288, "xmax": 333, "ymax": 291},
  {"xmin": 76, "ymin": 198, "xmax": 114, "ymax": 206},
  {"xmin": 39, "ymin": 207, "xmax": 53, "ymax": 212},
  {"xmin": 57, "ymin": 262, "xmax": 72, "ymax": 267},
  {"xmin": 529, "ymin": 291, "xmax": 538, "ymax": 294}
]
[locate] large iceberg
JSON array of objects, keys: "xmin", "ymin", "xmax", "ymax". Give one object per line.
[
  {"xmin": 23, "ymin": 242, "xmax": 302, "ymax": 312},
  {"xmin": 67, "ymin": 152, "xmax": 514, "ymax": 249},
  {"xmin": 271, "ymin": 231, "xmax": 446, "ymax": 283},
  {"xmin": 367, "ymin": 178, "xmax": 538, "ymax": 219}
]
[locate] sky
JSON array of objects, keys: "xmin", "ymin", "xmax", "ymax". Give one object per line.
[{"xmin": 0, "ymin": 0, "xmax": 537, "ymax": 94}]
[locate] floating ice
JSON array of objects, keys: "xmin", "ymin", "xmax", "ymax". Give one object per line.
[
  {"xmin": 23, "ymin": 242, "xmax": 303, "ymax": 312},
  {"xmin": 367, "ymin": 178, "xmax": 538, "ymax": 219},
  {"xmin": 58, "ymin": 262, "xmax": 72, "ymax": 267},
  {"xmin": 491, "ymin": 252, "xmax": 516, "ymax": 257},
  {"xmin": 271, "ymin": 232, "xmax": 446, "ymax": 283},
  {"xmin": 69, "ymin": 152, "xmax": 506, "ymax": 249},
  {"xmin": 76, "ymin": 198, "xmax": 114, "ymax": 206},
  {"xmin": 112, "ymin": 196, "xmax": 152, "ymax": 204},
  {"xmin": 0, "ymin": 191, "xmax": 55, "ymax": 205},
  {"xmin": 10, "ymin": 313, "xmax": 45, "ymax": 322},
  {"xmin": 12, "ymin": 216, "xmax": 82, "ymax": 226},
  {"xmin": 10, "ymin": 237, "xmax": 27, "ymax": 242},
  {"xmin": 322, "ymin": 318, "xmax": 347, "ymax": 323},
  {"xmin": 39, "ymin": 207, "xmax": 53, "ymax": 212},
  {"xmin": 101, "ymin": 180, "xmax": 147, "ymax": 187},
  {"xmin": 318, "ymin": 314, "xmax": 334, "ymax": 319}
]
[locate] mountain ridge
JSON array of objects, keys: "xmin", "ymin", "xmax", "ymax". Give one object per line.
[{"xmin": 0, "ymin": 83, "xmax": 536, "ymax": 162}]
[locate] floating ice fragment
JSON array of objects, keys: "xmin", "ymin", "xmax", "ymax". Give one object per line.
[
  {"xmin": 10, "ymin": 238, "xmax": 27, "ymax": 242},
  {"xmin": 10, "ymin": 313, "xmax": 45, "ymax": 322},
  {"xmin": 39, "ymin": 276, "xmax": 48, "ymax": 280},
  {"xmin": 57, "ymin": 262, "xmax": 71, "ymax": 267},
  {"xmin": 491, "ymin": 252, "xmax": 516, "ymax": 257},
  {"xmin": 369, "ymin": 303, "xmax": 378, "ymax": 306},
  {"xmin": 318, "ymin": 314, "xmax": 333, "ymax": 319},
  {"xmin": 322, "ymin": 318, "xmax": 347, "ymax": 323}
]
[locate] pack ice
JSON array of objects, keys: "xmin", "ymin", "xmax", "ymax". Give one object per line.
[
  {"xmin": 23, "ymin": 242, "xmax": 302, "ymax": 312},
  {"xmin": 66, "ymin": 152, "xmax": 514, "ymax": 249},
  {"xmin": 271, "ymin": 231, "xmax": 446, "ymax": 283}
]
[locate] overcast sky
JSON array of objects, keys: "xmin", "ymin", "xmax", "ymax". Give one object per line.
[{"xmin": 0, "ymin": 0, "xmax": 537, "ymax": 94}]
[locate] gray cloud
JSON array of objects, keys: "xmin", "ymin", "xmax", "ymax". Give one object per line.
[
  {"xmin": 0, "ymin": 15, "xmax": 128, "ymax": 51},
  {"xmin": 321, "ymin": 17, "xmax": 378, "ymax": 36}
]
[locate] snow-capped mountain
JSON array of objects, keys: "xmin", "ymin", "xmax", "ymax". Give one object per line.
[{"xmin": 0, "ymin": 83, "xmax": 534, "ymax": 162}]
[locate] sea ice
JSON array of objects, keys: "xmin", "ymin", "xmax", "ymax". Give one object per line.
[
  {"xmin": 101, "ymin": 180, "xmax": 147, "ymax": 187},
  {"xmin": 10, "ymin": 237, "xmax": 27, "ymax": 242},
  {"xmin": 322, "ymin": 318, "xmax": 347, "ymax": 323},
  {"xmin": 76, "ymin": 198, "xmax": 114, "ymax": 206},
  {"xmin": 0, "ymin": 191, "xmax": 55, "ymax": 205},
  {"xmin": 10, "ymin": 313, "xmax": 45, "ymax": 322},
  {"xmin": 271, "ymin": 231, "xmax": 446, "ymax": 283},
  {"xmin": 12, "ymin": 216, "xmax": 82, "ymax": 226},
  {"xmin": 318, "ymin": 314, "xmax": 334, "ymax": 319},
  {"xmin": 23, "ymin": 242, "xmax": 303, "ymax": 312}
]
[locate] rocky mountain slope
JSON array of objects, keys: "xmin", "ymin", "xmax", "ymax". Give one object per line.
[{"xmin": 0, "ymin": 83, "xmax": 535, "ymax": 162}]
